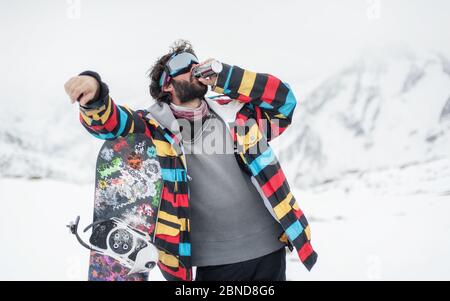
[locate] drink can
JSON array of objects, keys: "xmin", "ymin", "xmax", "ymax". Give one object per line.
[{"xmin": 193, "ymin": 60, "xmax": 223, "ymax": 78}]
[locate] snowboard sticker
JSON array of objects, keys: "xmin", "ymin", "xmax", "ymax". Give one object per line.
[
  {"xmin": 89, "ymin": 134, "xmax": 163, "ymax": 280},
  {"xmin": 78, "ymin": 133, "xmax": 163, "ymax": 281}
]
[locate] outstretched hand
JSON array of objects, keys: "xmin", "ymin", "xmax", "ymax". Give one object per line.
[{"xmin": 64, "ymin": 75, "xmax": 100, "ymax": 106}]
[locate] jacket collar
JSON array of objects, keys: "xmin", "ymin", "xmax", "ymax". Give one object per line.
[{"xmin": 145, "ymin": 97, "xmax": 245, "ymax": 139}]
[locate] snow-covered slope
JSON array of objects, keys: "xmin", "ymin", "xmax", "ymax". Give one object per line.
[
  {"xmin": 0, "ymin": 106, "xmax": 101, "ymax": 183},
  {"xmin": 279, "ymin": 50, "xmax": 450, "ymax": 195},
  {"xmin": 0, "ymin": 98, "xmax": 146, "ymax": 183},
  {"xmin": 2, "ymin": 177, "xmax": 449, "ymax": 280}
]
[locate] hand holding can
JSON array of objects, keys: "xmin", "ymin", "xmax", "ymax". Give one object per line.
[{"xmin": 193, "ymin": 59, "xmax": 223, "ymax": 79}]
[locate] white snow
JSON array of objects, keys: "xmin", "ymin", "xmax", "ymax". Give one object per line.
[
  {"xmin": 286, "ymin": 188, "xmax": 450, "ymax": 280},
  {"xmin": 0, "ymin": 178, "xmax": 168, "ymax": 280},
  {"xmin": 1, "ymin": 178, "xmax": 449, "ymax": 280}
]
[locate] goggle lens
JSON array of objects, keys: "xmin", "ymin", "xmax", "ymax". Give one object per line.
[{"xmin": 159, "ymin": 52, "xmax": 199, "ymax": 87}]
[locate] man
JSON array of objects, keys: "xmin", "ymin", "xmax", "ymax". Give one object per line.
[{"xmin": 64, "ymin": 40, "xmax": 317, "ymax": 281}]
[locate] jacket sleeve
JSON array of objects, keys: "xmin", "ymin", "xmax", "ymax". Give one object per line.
[
  {"xmin": 212, "ymin": 63, "xmax": 297, "ymax": 142},
  {"xmin": 78, "ymin": 71, "xmax": 153, "ymax": 140}
]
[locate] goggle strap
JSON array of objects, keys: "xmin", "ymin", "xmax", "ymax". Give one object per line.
[{"xmin": 159, "ymin": 53, "xmax": 178, "ymax": 87}]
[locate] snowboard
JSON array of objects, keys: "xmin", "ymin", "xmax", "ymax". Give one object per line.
[
  {"xmin": 68, "ymin": 133, "xmax": 164, "ymax": 281},
  {"xmin": 89, "ymin": 133, "xmax": 165, "ymax": 280}
]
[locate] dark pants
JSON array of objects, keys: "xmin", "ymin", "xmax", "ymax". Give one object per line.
[{"xmin": 195, "ymin": 247, "xmax": 286, "ymax": 281}]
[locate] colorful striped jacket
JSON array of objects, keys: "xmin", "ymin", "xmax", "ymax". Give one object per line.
[{"xmin": 78, "ymin": 64, "xmax": 317, "ymax": 281}]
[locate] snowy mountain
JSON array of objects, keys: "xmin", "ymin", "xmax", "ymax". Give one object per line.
[
  {"xmin": 0, "ymin": 102, "xmax": 103, "ymax": 183},
  {"xmin": 279, "ymin": 50, "xmax": 450, "ymax": 195},
  {"xmin": 1, "ymin": 50, "xmax": 449, "ymax": 196}
]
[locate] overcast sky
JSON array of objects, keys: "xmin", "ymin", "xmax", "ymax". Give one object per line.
[{"xmin": 1, "ymin": 0, "xmax": 449, "ymax": 116}]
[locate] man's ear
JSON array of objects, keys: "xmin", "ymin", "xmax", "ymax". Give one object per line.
[{"xmin": 162, "ymin": 83, "xmax": 173, "ymax": 93}]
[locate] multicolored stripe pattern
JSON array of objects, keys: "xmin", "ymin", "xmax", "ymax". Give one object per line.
[
  {"xmin": 80, "ymin": 100, "xmax": 193, "ymax": 281},
  {"xmin": 79, "ymin": 65, "xmax": 317, "ymax": 280},
  {"xmin": 213, "ymin": 64, "xmax": 317, "ymax": 270},
  {"xmin": 213, "ymin": 63, "xmax": 296, "ymax": 142}
]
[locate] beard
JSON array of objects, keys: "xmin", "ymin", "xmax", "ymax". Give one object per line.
[{"xmin": 172, "ymin": 77, "xmax": 208, "ymax": 103}]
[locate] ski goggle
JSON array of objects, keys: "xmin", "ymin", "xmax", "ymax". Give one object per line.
[{"xmin": 159, "ymin": 52, "xmax": 199, "ymax": 87}]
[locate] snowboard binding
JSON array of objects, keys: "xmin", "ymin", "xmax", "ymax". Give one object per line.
[{"xmin": 67, "ymin": 216, "xmax": 159, "ymax": 275}]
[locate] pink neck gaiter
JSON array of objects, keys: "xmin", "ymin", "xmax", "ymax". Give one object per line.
[{"xmin": 169, "ymin": 100, "xmax": 210, "ymax": 121}]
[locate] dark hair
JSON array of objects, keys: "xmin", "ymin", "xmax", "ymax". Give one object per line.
[{"xmin": 148, "ymin": 39, "xmax": 197, "ymax": 104}]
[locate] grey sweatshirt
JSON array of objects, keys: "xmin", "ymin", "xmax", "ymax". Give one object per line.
[{"xmin": 180, "ymin": 110, "xmax": 285, "ymax": 267}]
